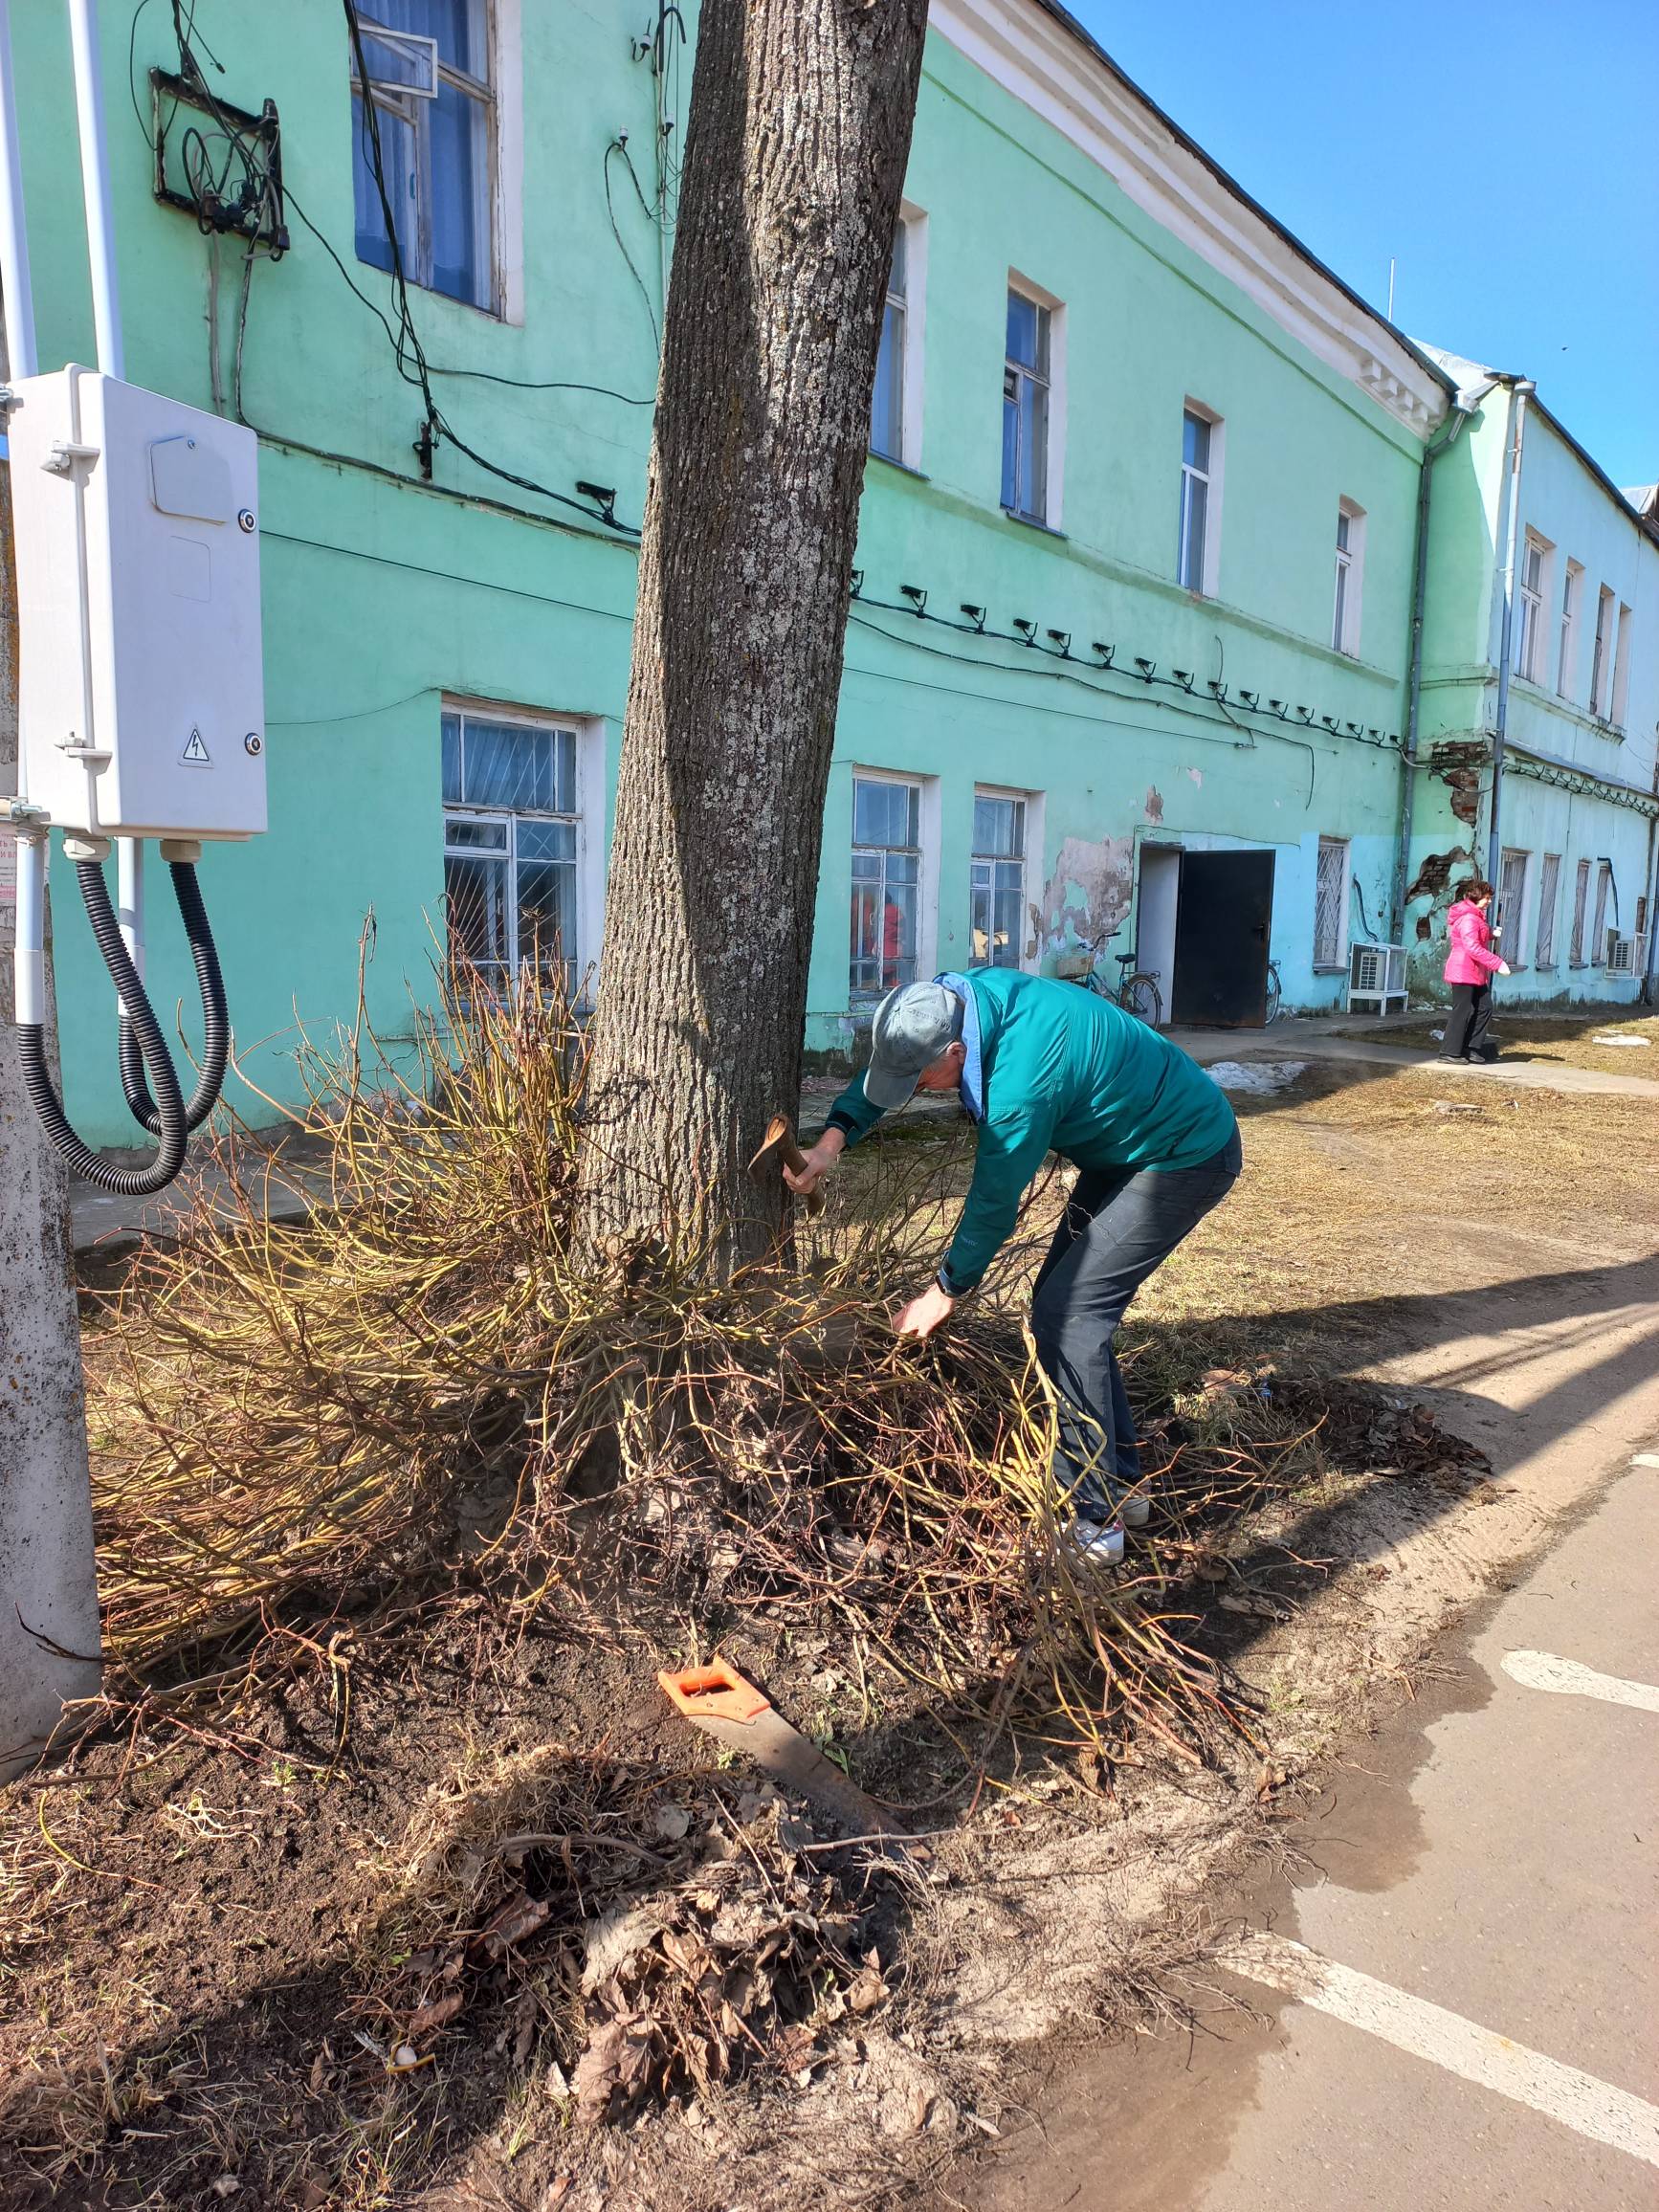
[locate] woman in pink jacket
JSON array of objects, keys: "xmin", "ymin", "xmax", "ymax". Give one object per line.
[{"xmin": 1439, "ymin": 876, "xmax": 1511, "ymax": 1062}]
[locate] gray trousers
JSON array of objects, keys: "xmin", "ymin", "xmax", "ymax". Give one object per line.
[{"xmin": 1029, "ymin": 1130, "xmax": 1242, "ymax": 1519}]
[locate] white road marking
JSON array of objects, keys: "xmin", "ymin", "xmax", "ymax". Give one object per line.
[
  {"xmin": 1220, "ymin": 1932, "xmax": 1659, "ymax": 2169},
  {"xmin": 1502, "ymin": 1648, "xmax": 1659, "ymax": 1714}
]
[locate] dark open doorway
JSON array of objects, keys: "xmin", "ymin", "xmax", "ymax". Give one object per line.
[{"xmin": 1171, "ymin": 849, "xmax": 1275, "ymax": 1026}]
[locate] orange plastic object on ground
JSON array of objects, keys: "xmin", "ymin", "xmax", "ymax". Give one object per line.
[{"xmin": 656, "ymin": 1657, "xmax": 771, "ymax": 1726}]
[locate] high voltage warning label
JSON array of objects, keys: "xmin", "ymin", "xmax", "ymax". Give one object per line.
[{"xmin": 181, "ymin": 729, "xmax": 211, "ymax": 765}]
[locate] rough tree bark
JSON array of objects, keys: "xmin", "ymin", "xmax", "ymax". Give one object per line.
[{"xmin": 579, "ymin": 0, "xmax": 929, "ymax": 1266}]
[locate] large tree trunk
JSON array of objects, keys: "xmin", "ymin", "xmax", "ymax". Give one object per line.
[{"xmin": 579, "ymin": 0, "xmax": 928, "ymax": 1266}]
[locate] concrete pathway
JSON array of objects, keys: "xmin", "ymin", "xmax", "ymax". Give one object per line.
[
  {"xmin": 1168, "ymin": 1016, "xmax": 1659, "ymax": 1101},
  {"xmin": 964, "ymin": 1280, "xmax": 1659, "ymax": 2212},
  {"xmin": 71, "ymin": 1129, "xmax": 331, "ymax": 1259}
]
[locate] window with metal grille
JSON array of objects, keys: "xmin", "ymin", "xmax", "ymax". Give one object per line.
[
  {"xmin": 1497, "ymin": 849, "xmax": 1530, "ymax": 966},
  {"xmin": 871, "ymin": 220, "xmax": 908, "ymax": 464},
  {"xmin": 1313, "ymin": 836, "xmax": 1348, "ymax": 969},
  {"xmin": 443, "ymin": 709, "xmax": 579, "ymax": 990},
  {"xmin": 850, "ymin": 776, "xmax": 920, "ymax": 1001},
  {"xmin": 1002, "ymin": 290, "xmax": 1051, "ymax": 523},
  {"xmin": 1515, "ymin": 536, "xmax": 1547, "ymax": 682},
  {"xmin": 1569, "ymin": 857, "xmax": 1591, "ymax": 964},
  {"xmin": 351, "ymin": 0, "xmax": 498, "ymax": 314},
  {"xmin": 1534, "ymin": 853, "xmax": 1561, "ymax": 968},
  {"xmin": 970, "ymin": 793, "xmax": 1027, "ymax": 969},
  {"xmin": 1178, "ymin": 408, "xmax": 1214, "ymax": 593}
]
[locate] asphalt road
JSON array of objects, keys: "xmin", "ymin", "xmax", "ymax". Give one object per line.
[{"xmin": 967, "ymin": 1449, "xmax": 1659, "ymax": 2212}]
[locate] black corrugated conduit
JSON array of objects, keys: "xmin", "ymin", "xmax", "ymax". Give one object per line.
[
  {"xmin": 16, "ymin": 857, "xmax": 192, "ymax": 1196},
  {"xmin": 117, "ymin": 858, "xmax": 230, "ymax": 1136}
]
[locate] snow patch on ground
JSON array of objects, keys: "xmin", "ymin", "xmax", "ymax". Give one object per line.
[
  {"xmin": 1208, "ymin": 1059, "xmax": 1310, "ymax": 1094},
  {"xmin": 1592, "ymin": 1034, "xmax": 1651, "ymax": 1048}
]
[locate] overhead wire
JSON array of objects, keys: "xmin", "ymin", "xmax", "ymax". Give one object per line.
[
  {"xmin": 603, "ymin": 136, "xmax": 660, "ymax": 346},
  {"xmin": 127, "ymin": 2, "xmax": 648, "ymax": 531}
]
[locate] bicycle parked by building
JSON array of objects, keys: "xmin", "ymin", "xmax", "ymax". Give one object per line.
[{"xmin": 1069, "ymin": 928, "xmax": 1164, "ymax": 1028}]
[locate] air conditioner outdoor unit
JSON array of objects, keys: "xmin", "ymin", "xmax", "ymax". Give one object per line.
[
  {"xmin": 1604, "ymin": 932, "xmax": 1646, "ymax": 979},
  {"xmin": 1347, "ymin": 940, "xmax": 1407, "ymax": 1015}
]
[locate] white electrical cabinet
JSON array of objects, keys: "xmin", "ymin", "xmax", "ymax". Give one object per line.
[{"xmin": 8, "ymin": 366, "xmax": 267, "ymax": 839}]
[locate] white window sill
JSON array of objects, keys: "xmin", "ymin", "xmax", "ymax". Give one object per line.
[
  {"xmin": 869, "ymin": 451, "xmax": 928, "ymax": 483},
  {"xmin": 1003, "ymin": 507, "xmax": 1066, "ymax": 540}
]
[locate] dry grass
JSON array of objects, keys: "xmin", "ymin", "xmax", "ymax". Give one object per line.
[{"xmin": 76, "ymin": 965, "xmax": 1383, "ymax": 1784}]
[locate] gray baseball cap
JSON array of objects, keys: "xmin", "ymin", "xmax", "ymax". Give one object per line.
[{"xmin": 861, "ymin": 981, "xmax": 964, "ymax": 1111}]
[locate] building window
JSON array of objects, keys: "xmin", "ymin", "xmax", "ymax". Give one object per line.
[
  {"xmin": 1332, "ymin": 499, "xmax": 1365, "ymax": 655},
  {"xmin": 351, "ymin": 1, "xmax": 498, "ymax": 314},
  {"xmin": 1590, "ymin": 586, "xmax": 1615, "ymax": 716},
  {"xmin": 1610, "ymin": 604, "xmax": 1633, "ymax": 730},
  {"xmin": 1591, "ymin": 860, "xmax": 1613, "ymax": 965},
  {"xmin": 1497, "ymin": 848, "xmax": 1530, "ymax": 967},
  {"xmin": 872, "ymin": 219, "xmax": 909, "ymax": 465},
  {"xmin": 443, "ymin": 709, "xmax": 581, "ymax": 989},
  {"xmin": 1558, "ymin": 561, "xmax": 1582, "ymax": 698},
  {"xmin": 970, "ymin": 792, "xmax": 1027, "ymax": 968},
  {"xmin": 1569, "ymin": 857, "xmax": 1591, "ymax": 965},
  {"xmin": 1534, "ymin": 852, "xmax": 1561, "ymax": 969},
  {"xmin": 1002, "ymin": 288, "xmax": 1051, "ymax": 524},
  {"xmin": 1313, "ymin": 835, "xmax": 1349, "ymax": 969},
  {"xmin": 1178, "ymin": 407, "xmax": 1219, "ymax": 594},
  {"xmin": 851, "ymin": 775, "xmax": 921, "ymax": 1001},
  {"xmin": 1515, "ymin": 534, "xmax": 1547, "ymax": 683}
]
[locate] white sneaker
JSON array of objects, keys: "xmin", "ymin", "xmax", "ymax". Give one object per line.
[
  {"xmin": 1118, "ymin": 1495, "xmax": 1151, "ymax": 1529},
  {"xmin": 1066, "ymin": 1515, "xmax": 1125, "ymax": 1565}
]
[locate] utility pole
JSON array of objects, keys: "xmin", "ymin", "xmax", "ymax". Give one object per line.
[{"xmin": 0, "ymin": 0, "xmax": 101, "ymax": 1782}]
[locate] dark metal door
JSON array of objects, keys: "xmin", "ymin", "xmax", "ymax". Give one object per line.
[{"xmin": 1171, "ymin": 850, "xmax": 1275, "ymax": 1027}]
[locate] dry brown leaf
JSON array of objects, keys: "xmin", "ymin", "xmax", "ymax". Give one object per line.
[
  {"xmin": 846, "ymin": 1964, "xmax": 887, "ymax": 2015},
  {"xmin": 479, "ymin": 1891, "xmax": 552, "ymax": 1958},
  {"xmin": 409, "ymin": 1991, "xmax": 465, "ymax": 2037}
]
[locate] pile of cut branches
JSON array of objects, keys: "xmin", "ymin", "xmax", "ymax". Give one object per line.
[{"xmin": 81, "ymin": 963, "xmax": 1443, "ymax": 1768}]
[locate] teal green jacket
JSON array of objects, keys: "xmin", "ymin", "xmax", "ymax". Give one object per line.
[{"xmin": 826, "ymin": 968, "xmax": 1236, "ymax": 1294}]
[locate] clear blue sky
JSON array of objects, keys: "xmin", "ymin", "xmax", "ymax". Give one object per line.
[{"xmin": 1063, "ymin": 0, "xmax": 1659, "ymax": 492}]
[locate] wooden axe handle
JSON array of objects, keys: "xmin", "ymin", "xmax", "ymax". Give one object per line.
[{"xmin": 748, "ymin": 1115, "xmax": 827, "ymax": 1217}]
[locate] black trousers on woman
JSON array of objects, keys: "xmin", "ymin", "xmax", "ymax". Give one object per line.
[{"xmin": 1443, "ymin": 982, "xmax": 1493, "ymax": 1060}]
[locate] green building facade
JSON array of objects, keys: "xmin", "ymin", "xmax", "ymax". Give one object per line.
[{"xmin": 8, "ymin": 0, "xmax": 1654, "ymax": 1146}]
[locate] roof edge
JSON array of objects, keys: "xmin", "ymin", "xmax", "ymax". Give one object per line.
[{"xmin": 1024, "ymin": 0, "xmax": 1457, "ymax": 403}]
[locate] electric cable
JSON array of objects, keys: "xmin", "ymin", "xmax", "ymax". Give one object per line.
[
  {"xmin": 603, "ymin": 137, "xmax": 661, "ymax": 345},
  {"xmin": 339, "ymin": 0, "xmax": 638, "ymax": 533},
  {"xmin": 20, "ymin": 862, "xmax": 188, "ymax": 1196},
  {"xmin": 129, "ymin": 4, "xmax": 646, "ymax": 524},
  {"xmin": 117, "ymin": 859, "xmax": 230, "ymax": 1136}
]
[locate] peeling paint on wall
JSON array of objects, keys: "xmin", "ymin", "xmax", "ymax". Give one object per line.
[
  {"xmin": 1405, "ymin": 847, "xmax": 1471, "ymax": 904},
  {"xmin": 1428, "ymin": 741, "xmax": 1488, "ymax": 828},
  {"xmin": 1039, "ymin": 833, "xmax": 1133, "ymax": 954},
  {"xmin": 1185, "ymin": 767, "xmax": 1202, "ymax": 786},
  {"xmin": 1145, "ymin": 786, "xmax": 1164, "ymax": 824},
  {"xmin": 1405, "ymin": 844, "xmax": 1473, "ymax": 947}
]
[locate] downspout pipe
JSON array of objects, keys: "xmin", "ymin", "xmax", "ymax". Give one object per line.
[
  {"xmin": 1391, "ymin": 397, "xmax": 1474, "ymax": 941},
  {"xmin": 1644, "ymin": 745, "xmax": 1659, "ymax": 1006},
  {"xmin": 1487, "ymin": 378, "xmax": 1535, "ymax": 891}
]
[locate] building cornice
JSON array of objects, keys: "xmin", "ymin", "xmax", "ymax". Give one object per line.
[{"xmin": 930, "ymin": 0, "xmax": 1451, "ymax": 441}]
